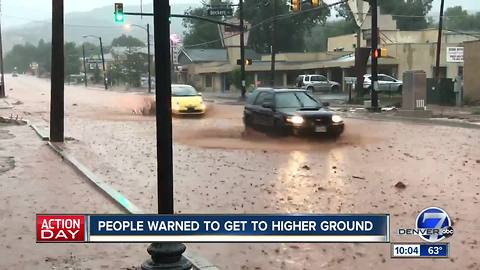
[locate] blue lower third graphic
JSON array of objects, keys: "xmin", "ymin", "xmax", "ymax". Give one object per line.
[
  {"xmin": 87, "ymin": 214, "xmax": 390, "ymax": 243},
  {"xmin": 392, "ymin": 243, "xmax": 449, "ymax": 258}
]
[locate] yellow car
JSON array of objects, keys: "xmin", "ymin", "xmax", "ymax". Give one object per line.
[{"xmin": 171, "ymin": 84, "xmax": 206, "ymax": 115}]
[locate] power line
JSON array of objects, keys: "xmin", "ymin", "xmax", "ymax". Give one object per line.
[{"xmin": 183, "ymin": 0, "xmax": 347, "ymax": 48}]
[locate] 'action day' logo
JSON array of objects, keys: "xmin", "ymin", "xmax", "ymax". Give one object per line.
[{"xmin": 416, "ymin": 207, "xmax": 453, "ymax": 242}]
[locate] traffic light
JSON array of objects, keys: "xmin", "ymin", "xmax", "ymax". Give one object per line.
[
  {"xmin": 291, "ymin": 0, "xmax": 301, "ymax": 12},
  {"xmin": 311, "ymin": 0, "xmax": 320, "ymax": 8},
  {"xmin": 372, "ymin": 48, "xmax": 387, "ymax": 59},
  {"xmin": 237, "ymin": 59, "xmax": 253, "ymax": 65},
  {"xmin": 114, "ymin": 3, "xmax": 125, "ymax": 24}
]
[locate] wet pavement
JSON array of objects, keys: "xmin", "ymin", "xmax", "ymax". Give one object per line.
[{"xmin": 2, "ymin": 75, "xmax": 480, "ymax": 269}]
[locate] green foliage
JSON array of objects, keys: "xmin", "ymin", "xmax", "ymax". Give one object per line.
[
  {"xmin": 5, "ymin": 40, "xmax": 82, "ymax": 77},
  {"xmin": 109, "ymin": 50, "xmax": 148, "ymax": 87},
  {"xmin": 182, "ymin": 0, "xmax": 227, "ymax": 49},
  {"xmin": 111, "ymin": 34, "xmax": 145, "ymax": 47},
  {"xmin": 378, "ymin": 0, "xmax": 434, "ymax": 30},
  {"xmin": 182, "ymin": 0, "xmax": 329, "ymax": 53},
  {"xmin": 65, "ymin": 42, "xmax": 81, "ymax": 76},
  {"xmin": 444, "ymin": 6, "xmax": 480, "ymax": 31},
  {"xmin": 304, "ymin": 20, "xmax": 357, "ymax": 52},
  {"xmin": 243, "ymin": 0, "xmax": 330, "ymax": 54}
]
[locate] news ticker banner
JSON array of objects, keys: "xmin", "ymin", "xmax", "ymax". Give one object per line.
[
  {"xmin": 37, "ymin": 214, "xmax": 389, "ymax": 243},
  {"xmin": 391, "ymin": 243, "xmax": 449, "ymax": 258}
]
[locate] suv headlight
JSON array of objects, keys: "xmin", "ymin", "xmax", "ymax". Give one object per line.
[
  {"xmin": 287, "ymin": 115, "xmax": 304, "ymax": 125},
  {"xmin": 332, "ymin": 115, "xmax": 343, "ymax": 123}
]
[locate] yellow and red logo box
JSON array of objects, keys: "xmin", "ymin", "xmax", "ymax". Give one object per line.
[{"xmin": 36, "ymin": 215, "xmax": 86, "ymax": 242}]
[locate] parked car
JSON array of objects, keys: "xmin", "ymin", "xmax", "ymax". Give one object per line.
[
  {"xmin": 171, "ymin": 84, "xmax": 206, "ymax": 115},
  {"xmin": 244, "ymin": 88, "xmax": 344, "ymax": 137},
  {"xmin": 361, "ymin": 74, "xmax": 403, "ymax": 93},
  {"xmin": 295, "ymin": 74, "xmax": 341, "ymax": 93},
  {"xmin": 12, "ymin": 72, "xmax": 18, "ymax": 77}
]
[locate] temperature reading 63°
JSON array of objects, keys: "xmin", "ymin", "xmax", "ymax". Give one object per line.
[{"xmin": 428, "ymin": 246, "xmax": 442, "ymax": 255}]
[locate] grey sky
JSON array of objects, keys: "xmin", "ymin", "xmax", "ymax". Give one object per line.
[{"xmin": 1, "ymin": 0, "xmax": 478, "ymax": 29}]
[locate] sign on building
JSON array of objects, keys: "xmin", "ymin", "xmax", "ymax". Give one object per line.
[{"xmin": 446, "ymin": 47, "xmax": 464, "ymax": 63}]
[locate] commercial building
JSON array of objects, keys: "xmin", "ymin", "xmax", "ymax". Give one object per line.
[
  {"xmin": 177, "ymin": 16, "xmax": 478, "ymax": 95},
  {"xmin": 464, "ymin": 40, "xmax": 480, "ymax": 103}
]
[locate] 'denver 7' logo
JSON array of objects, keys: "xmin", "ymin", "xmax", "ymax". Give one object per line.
[{"xmin": 416, "ymin": 207, "xmax": 453, "ymax": 242}]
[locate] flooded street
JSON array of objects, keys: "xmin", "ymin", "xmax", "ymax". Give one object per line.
[{"xmin": 4, "ymin": 75, "xmax": 480, "ymax": 269}]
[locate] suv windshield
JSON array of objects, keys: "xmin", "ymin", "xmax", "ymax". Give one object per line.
[
  {"xmin": 275, "ymin": 92, "xmax": 320, "ymax": 109},
  {"xmin": 172, "ymin": 85, "xmax": 198, "ymax": 96}
]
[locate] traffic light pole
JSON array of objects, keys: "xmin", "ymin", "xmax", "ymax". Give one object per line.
[
  {"xmin": 270, "ymin": 0, "xmax": 276, "ymax": 87},
  {"xmin": 434, "ymin": 0, "xmax": 445, "ymax": 84},
  {"xmin": 147, "ymin": 23, "xmax": 152, "ymax": 93},
  {"xmin": 370, "ymin": 0, "xmax": 379, "ymax": 110},
  {"xmin": 99, "ymin": 37, "xmax": 108, "ymax": 90},
  {"xmin": 82, "ymin": 44, "xmax": 88, "ymax": 87},
  {"xmin": 50, "ymin": 0, "xmax": 64, "ymax": 142},
  {"xmin": 239, "ymin": 0, "xmax": 246, "ymax": 98},
  {"xmin": 141, "ymin": 1, "xmax": 191, "ymax": 269}
]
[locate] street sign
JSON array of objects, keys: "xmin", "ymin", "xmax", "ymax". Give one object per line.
[
  {"xmin": 446, "ymin": 47, "xmax": 464, "ymax": 63},
  {"xmin": 348, "ymin": 0, "xmax": 370, "ymax": 27},
  {"xmin": 207, "ymin": 8, "xmax": 233, "ymax": 16}
]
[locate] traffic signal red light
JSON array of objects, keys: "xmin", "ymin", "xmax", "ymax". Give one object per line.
[
  {"xmin": 291, "ymin": 0, "xmax": 301, "ymax": 12},
  {"xmin": 373, "ymin": 48, "xmax": 387, "ymax": 58}
]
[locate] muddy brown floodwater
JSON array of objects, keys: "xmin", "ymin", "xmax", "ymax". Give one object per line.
[{"xmin": 4, "ymin": 75, "xmax": 480, "ymax": 270}]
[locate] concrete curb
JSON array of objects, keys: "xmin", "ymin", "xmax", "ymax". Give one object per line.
[
  {"xmin": 47, "ymin": 141, "xmax": 143, "ymax": 214},
  {"xmin": 344, "ymin": 113, "xmax": 480, "ymax": 129},
  {"xmin": 31, "ymin": 124, "xmax": 219, "ymax": 269},
  {"xmin": 30, "ymin": 124, "xmax": 49, "ymax": 141}
]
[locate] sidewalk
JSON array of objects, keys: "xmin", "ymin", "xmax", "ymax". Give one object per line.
[{"xmin": 0, "ymin": 119, "xmax": 153, "ymax": 269}]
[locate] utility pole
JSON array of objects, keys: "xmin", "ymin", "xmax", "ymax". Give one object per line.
[
  {"xmin": 270, "ymin": 0, "xmax": 276, "ymax": 87},
  {"xmin": 239, "ymin": 0, "xmax": 246, "ymax": 98},
  {"xmin": 99, "ymin": 37, "xmax": 108, "ymax": 90},
  {"xmin": 82, "ymin": 44, "xmax": 88, "ymax": 88},
  {"xmin": 0, "ymin": 0, "xmax": 5, "ymax": 98},
  {"xmin": 147, "ymin": 23, "xmax": 152, "ymax": 93},
  {"xmin": 435, "ymin": 0, "xmax": 445, "ymax": 84},
  {"xmin": 50, "ymin": 0, "xmax": 64, "ymax": 142},
  {"xmin": 370, "ymin": 0, "xmax": 379, "ymax": 110},
  {"xmin": 141, "ymin": 0, "xmax": 191, "ymax": 269}
]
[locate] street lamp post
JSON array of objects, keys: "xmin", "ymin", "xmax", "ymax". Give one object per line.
[
  {"xmin": 125, "ymin": 23, "xmax": 152, "ymax": 93},
  {"xmin": 82, "ymin": 35, "xmax": 108, "ymax": 90},
  {"xmin": 82, "ymin": 44, "xmax": 88, "ymax": 87}
]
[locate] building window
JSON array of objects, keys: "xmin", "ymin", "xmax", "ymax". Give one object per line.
[{"xmin": 205, "ymin": 74, "xmax": 212, "ymax": 87}]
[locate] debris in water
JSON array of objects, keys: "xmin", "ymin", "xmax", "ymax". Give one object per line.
[{"xmin": 394, "ymin": 181, "xmax": 407, "ymax": 189}]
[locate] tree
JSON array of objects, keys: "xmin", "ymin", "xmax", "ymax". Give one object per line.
[
  {"xmin": 444, "ymin": 6, "xmax": 480, "ymax": 31},
  {"xmin": 111, "ymin": 34, "xmax": 145, "ymax": 47},
  {"xmin": 65, "ymin": 42, "xmax": 81, "ymax": 76},
  {"xmin": 4, "ymin": 43, "xmax": 37, "ymax": 73},
  {"xmin": 243, "ymin": 0, "xmax": 330, "ymax": 54},
  {"xmin": 378, "ymin": 0, "xmax": 434, "ymax": 30},
  {"xmin": 304, "ymin": 20, "xmax": 357, "ymax": 52},
  {"xmin": 182, "ymin": 0, "xmax": 226, "ymax": 49}
]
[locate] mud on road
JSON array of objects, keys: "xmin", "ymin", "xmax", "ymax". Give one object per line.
[{"xmin": 4, "ymin": 75, "xmax": 480, "ymax": 270}]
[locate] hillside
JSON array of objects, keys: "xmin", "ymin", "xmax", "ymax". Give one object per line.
[{"xmin": 3, "ymin": 3, "xmax": 200, "ymax": 52}]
